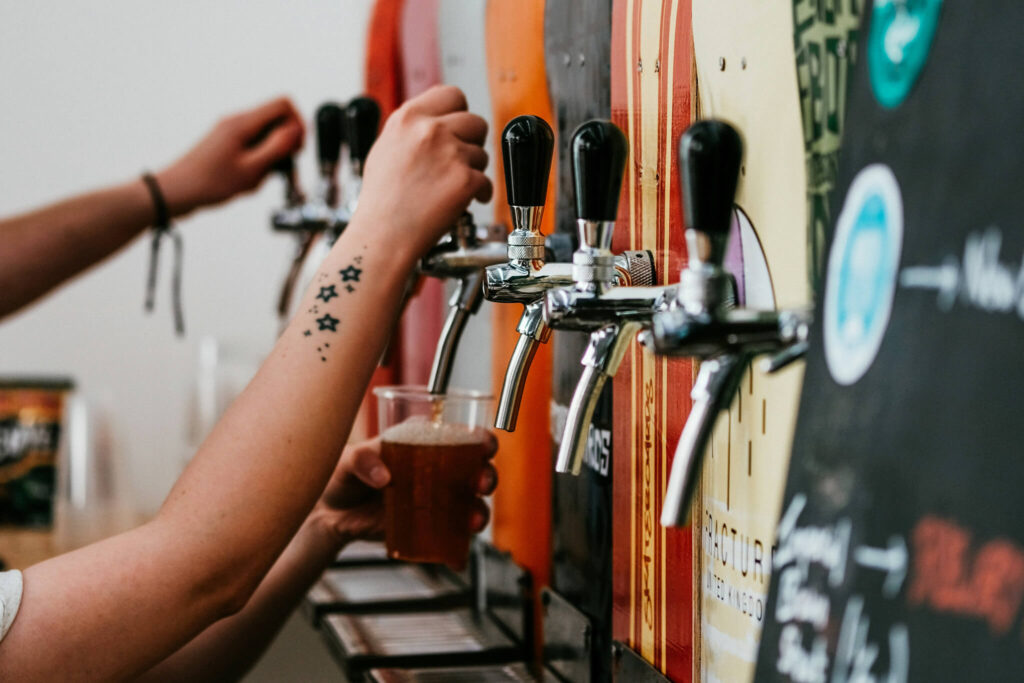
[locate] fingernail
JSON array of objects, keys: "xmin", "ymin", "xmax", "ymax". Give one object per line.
[{"xmin": 369, "ymin": 465, "xmax": 390, "ymax": 487}]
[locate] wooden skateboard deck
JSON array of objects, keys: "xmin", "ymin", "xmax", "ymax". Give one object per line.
[
  {"xmin": 397, "ymin": 0, "xmax": 446, "ymax": 389},
  {"xmin": 756, "ymin": 2, "xmax": 1024, "ymax": 681},
  {"xmin": 609, "ymin": 1, "xmax": 695, "ymax": 678},
  {"xmin": 436, "ymin": 0, "xmax": 496, "ymax": 399},
  {"xmin": 543, "ymin": 2, "xmax": 617, "ymax": 680},
  {"xmin": 793, "ymin": 0, "xmax": 863, "ymax": 290},
  {"xmin": 356, "ymin": 0, "xmax": 407, "ymax": 440},
  {"xmin": 484, "ymin": 0, "xmax": 555, "ymax": 651},
  {"xmin": 690, "ymin": 3, "xmax": 809, "ymax": 682}
]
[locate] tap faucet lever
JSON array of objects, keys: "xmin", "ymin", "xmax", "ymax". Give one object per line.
[
  {"xmin": 680, "ymin": 120, "xmax": 742, "ymax": 269},
  {"xmin": 502, "ymin": 115, "xmax": 554, "ymax": 265},
  {"xmin": 660, "ymin": 354, "xmax": 748, "ymax": 527},
  {"xmin": 571, "ymin": 120, "xmax": 629, "ymax": 293},
  {"xmin": 315, "ymin": 102, "xmax": 346, "ymax": 207},
  {"xmin": 344, "ymin": 96, "xmax": 381, "ymax": 180}
]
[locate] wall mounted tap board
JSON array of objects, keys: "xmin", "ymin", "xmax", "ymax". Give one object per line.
[{"xmin": 757, "ymin": 2, "xmax": 1024, "ymax": 681}]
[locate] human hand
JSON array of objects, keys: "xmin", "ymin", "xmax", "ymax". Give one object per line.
[
  {"xmin": 156, "ymin": 96, "xmax": 304, "ymax": 218},
  {"xmin": 349, "ymin": 85, "xmax": 492, "ymax": 263},
  {"xmin": 310, "ymin": 434, "xmax": 499, "ymax": 550}
]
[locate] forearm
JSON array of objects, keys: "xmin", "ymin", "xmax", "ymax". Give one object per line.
[
  {"xmin": 0, "ymin": 178, "xmax": 155, "ymax": 319},
  {"xmin": 138, "ymin": 516, "xmax": 340, "ymax": 683},
  {"xmin": 0, "ymin": 217, "xmax": 415, "ymax": 681}
]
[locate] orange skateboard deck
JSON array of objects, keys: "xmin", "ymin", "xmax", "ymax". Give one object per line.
[
  {"xmin": 609, "ymin": 0, "xmax": 695, "ymax": 679},
  {"xmin": 484, "ymin": 0, "xmax": 556, "ymax": 658}
]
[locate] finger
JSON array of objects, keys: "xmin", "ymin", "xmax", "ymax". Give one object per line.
[
  {"xmin": 458, "ymin": 143, "xmax": 489, "ymax": 172},
  {"xmin": 345, "ymin": 437, "xmax": 389, "ymax": 488},
  {"xmin": 469, "ymin": 499, "xmax": 491, "ymax": 533},
  {"xmin": 439, "ymin": 111, "xmax": 488, "ymax": 145},
  {"xmin": 405, "ymin": 84, "xmax": 468, "ymax": 116},
  {"xmin": 477, "ymin": 464, "xmax": 498, "ymax": 496},
  {"xmin": 481, "ymin": 430, "xmax": 499, "ymax": 458},
  {"xmin": 471, "ymin": 170, "xmax": 494, "ymax": 204},
  {"xmin": 243, "ymin": 120, "xmax": 304, "ymax": 176},
  {"xmin": 234, "ymin": 96, "xmax": 303, "ymax": 140}
]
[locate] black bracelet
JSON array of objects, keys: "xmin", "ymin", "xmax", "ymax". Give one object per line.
[{"xmin": 141, "ymin": 172, "xmax": 185, "ymax": 336}]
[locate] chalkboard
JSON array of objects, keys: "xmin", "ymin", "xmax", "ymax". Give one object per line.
[{"xmin": 756, "ymin": 2, "xmax": 1024, "ymax": 681}]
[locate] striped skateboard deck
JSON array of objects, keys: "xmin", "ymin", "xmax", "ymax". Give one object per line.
[
  {"xmin": 690, "ymin": 3, "xmax": 808, "ymax": 682},
  {"xmin": 609, "ymin": 1, "xmax": 695, "ymax": 679}
]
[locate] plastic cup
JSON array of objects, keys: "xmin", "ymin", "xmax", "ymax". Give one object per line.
[{"xmin": 373, "ymin": 386, "xmax": 492, "ymax": 568}]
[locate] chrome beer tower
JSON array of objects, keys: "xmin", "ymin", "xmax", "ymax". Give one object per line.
[
  {"xmin": 482, "ymin": 116, "xmax": 653, "ymax": 431},
  {"xmin": 649, "ymin": 120, "xmax": 810, "ymax": 527},
  {"xmin": 540, "ymin": 120, "xmax": 667, "ymax": 475},
  {"xmin": 419, "ymin": 212, "xmax": 507, "ymax": 395},
  {"xmin": 271, "ymin": 97, "xmax": 381, "ymax": 322}
]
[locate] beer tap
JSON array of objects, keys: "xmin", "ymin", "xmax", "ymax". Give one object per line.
[
  {"xmin": 340, "ymin": 96, "xmax": 381, "ymax": 228},
  {"xmin": 542, "ymin": 120, "xmax": 665, "ymax": 475},
  {"xmin": 483, "ymin": 116, "xmax": 653, "ymax": 431},
  {"xmin": 649, "ymin": 120, "xmax": 810, "ymax": 528},
  {"xmin": 420, "ymin": 213, "xmax": 508, "ymax": 395}
]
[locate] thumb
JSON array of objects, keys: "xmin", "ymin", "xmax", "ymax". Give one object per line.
[
  {"xmin": 243, "ymin": 119, "xmax": 304, "ymax": 178},
  {"xmin": 347, "ymin": 437, "xmax": 390, "ymax": 489}
]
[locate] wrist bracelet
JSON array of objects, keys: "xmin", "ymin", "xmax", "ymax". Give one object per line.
[{"xmin": 141, "ymin": 172, "xmax": 185, "ymax": 336}]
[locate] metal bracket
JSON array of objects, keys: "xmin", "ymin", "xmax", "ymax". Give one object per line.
[
  {"xmin": 541, "ymin": 588, "xmax": 591, "ymax": 683},
  {"xmin": 611, "ymin": 641, "xmax": 672, "ymax": 682}
]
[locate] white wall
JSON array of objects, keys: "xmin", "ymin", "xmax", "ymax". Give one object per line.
[{"xmin": 0, "ymin": 0, "xmax": 375, "ymax": 512}]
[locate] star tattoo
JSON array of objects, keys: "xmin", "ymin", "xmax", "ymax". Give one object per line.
[
  {"xmin": 316, "ymin": 285, "xmax": 338, "ymax": 303},
  {"xmin": 303, "ymin": 330, "xmax": 312, "ymax": 337},
  {"xmin": 339, "ymin": 265, "xmax": 362, "ymax": 282},
  {"xmin": 316, "ymin": 314, "xmax": 340, "ymax": 332},
  {"xmin": 345, "ymin": 284, "xmax": 355, "ymax": 293},
  {"xmin": 354, "ymin": 255, "xmax": 364, "ymax": 265}
]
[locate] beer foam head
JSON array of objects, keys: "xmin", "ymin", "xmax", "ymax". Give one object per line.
[{"xmin": 382, "ymin": 416, "xmax": 484, "ymax": 446}]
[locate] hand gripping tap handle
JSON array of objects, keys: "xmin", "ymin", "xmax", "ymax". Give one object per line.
[
  {"xmin": 680, "ymin": 120, "xmax": 742, "ymax": 267},
  {"xmin": 344, "ymin": 96, "xmax": 381, "ymax": 176}
]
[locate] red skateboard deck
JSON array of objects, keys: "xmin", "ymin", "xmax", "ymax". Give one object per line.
[{"xmin": 609, "ymin": 1, "xmax": 695, "ymax": 679}]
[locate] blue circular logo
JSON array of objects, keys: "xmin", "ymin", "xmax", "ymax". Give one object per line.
[
  {"xmin": 868, "ymin": 0, "xmax": 943, "ymax": 109},
  {"xmin": 824, "ymin": 164, "xmax": 904, "ymax": 386}
]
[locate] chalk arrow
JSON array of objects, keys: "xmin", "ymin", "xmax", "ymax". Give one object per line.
[{"xmin": 854, "ymin": 536, "xmax": 907, "ymax": 598}]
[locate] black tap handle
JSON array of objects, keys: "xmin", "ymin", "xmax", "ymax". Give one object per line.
[
  {"xmin": 501, "ymin": 115, "xmax": 554, "ymax": 207},
  {"xmin": 271, "ymin": 155, "xmax": 294, "ymax": 176},
  {"xmin": 315, "ymin": 102, "xmax": 346, "ymax": 167},
  {"xmin": 680, "ymin": 120, "xmax": 742, "ymax": 240},
  {"xmin": 571, "ymin": 120, "xmax": 628, "ymax": 222},
  {"xmin": 345, "ymin": 96, "xmax": 381, "ymax": 166}
]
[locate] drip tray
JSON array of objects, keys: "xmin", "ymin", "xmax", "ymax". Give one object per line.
[
  {"xmin": 321, "ymin": 608, "xmax": 523, "ymax": 677},
  {"xmin": 304, "ymin": 564, "xmax": 470, "ymax": 624},
  {"xmin": 369, "ymin": 663, "xmax": 560, "ymax": 682}
]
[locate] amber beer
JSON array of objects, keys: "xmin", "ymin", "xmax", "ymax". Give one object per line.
[{"xmin": 380, "ymin": 417, "xmax": 490, "ymax": 567}]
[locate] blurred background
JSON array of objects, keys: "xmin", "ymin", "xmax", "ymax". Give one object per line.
[{"xmin": 0, "ymin": 1, "xmax": 381, "ymax": 678}]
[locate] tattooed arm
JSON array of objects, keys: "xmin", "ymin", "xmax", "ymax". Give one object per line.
[
  {"xmin": 0, "ymin": 97, "xmax": 303, "ymax": 320},
  {"xmin": 0, "ymin": 85, "xmax": 491, "ymax": 682}
]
